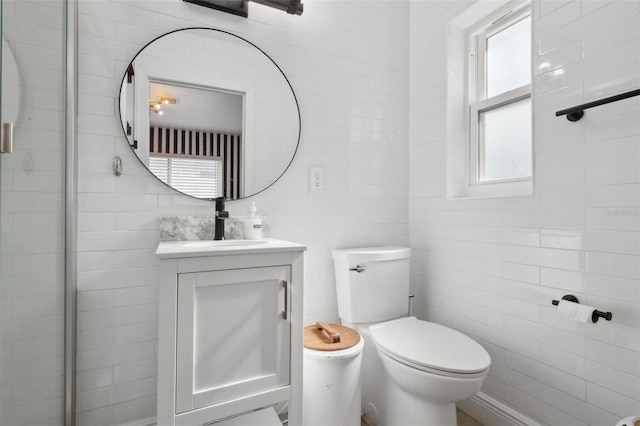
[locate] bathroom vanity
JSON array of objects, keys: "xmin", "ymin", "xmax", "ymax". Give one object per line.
[{"xmin": 156, "ymin": 239, "xmax": 306, "ymax": 426}]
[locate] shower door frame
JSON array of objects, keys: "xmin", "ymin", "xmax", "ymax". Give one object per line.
[{"xmin": 65, "ymin": 0, "xmax": 78, "ymax": 425}]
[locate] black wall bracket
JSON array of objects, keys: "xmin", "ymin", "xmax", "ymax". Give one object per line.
[{"xmin": 183, "ymin": 0, "xmax": 248, "ymax": 17}]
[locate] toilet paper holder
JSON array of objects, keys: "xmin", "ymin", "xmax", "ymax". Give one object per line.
[{"xmin": 551, "ymin": 295, "xmax": 613, "ymax": 323}]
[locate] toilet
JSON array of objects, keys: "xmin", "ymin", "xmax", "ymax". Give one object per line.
[{"xmin": 332, "ymin": 246, "xmax": 490, "ymax": 426}]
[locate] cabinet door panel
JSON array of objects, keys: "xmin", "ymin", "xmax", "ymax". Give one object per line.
[{"xmin": 176, "ymin": 266, "xmax": 290, "ymax": 414}]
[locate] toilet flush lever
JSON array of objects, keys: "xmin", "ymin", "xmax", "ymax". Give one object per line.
[{"xmin": 349, "ymin": 264, "xmax": 366, "ymax": 273}]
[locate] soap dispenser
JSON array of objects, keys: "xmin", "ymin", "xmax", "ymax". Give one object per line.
[{"xmin": 243, "ymin": 202, "xmax": 263, "ymax": 240}]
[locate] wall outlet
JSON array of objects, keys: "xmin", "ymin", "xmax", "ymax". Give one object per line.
[{"xmin": 310, "ymin": 167, "xmax": 325, "ymax": 193}]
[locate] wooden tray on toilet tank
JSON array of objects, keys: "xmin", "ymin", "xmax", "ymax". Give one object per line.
[{"xmin": 304, "ymin": 322, "xmax": 360, "ymax": 351}]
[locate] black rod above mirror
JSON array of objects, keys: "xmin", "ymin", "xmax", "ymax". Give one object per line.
[{"xmin": 183, "ymin": 0, "xmax": 303, "ymax": 17}]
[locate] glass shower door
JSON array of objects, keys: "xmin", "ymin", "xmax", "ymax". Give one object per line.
[{"xmin": 0, "ymin": 0, "xmax": 67, "ymax": 425}]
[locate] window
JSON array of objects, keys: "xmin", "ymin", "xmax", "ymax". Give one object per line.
[
  {"xmin": 465, "ymin": 5, "xmax": 532, "ymax": 197},
  {"xmin": 149, "ymin": 157, "xmax": 223, "ymax": 199}
]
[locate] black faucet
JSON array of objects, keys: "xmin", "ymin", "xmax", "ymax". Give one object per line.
[{"xmin": 214, "ymin": 197, "xmax": 229, "ymax": 240}]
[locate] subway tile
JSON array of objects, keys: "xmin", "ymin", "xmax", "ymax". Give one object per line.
[
  {"xmin": 534, "ymin": 0, "xmax": 581, "ymax": 42},
  {"xmin": 584, "ymin": 107, "xmax": 640, "ymax": 145},
  {"xmin": 584, "ymin": 62, "xmax": 640, "ymax": 101},
  {"xmin": 505, "ymin": 350, "xmax": 586, "ymax": 398},
  {"xmin": 538, "ymin": 0, "xmax": 640, "ymax": 56},
  {"xmin": 112, "ymin": 395, "xmax": 156, "ymax": 424},
  {"xmin": 504, "ymin": 280, "xmax": 553, "ymax": 305},
  {"xmin": 76, "ymin": 341, "xmax": 156, "ymax": 373},
  {"xmin": 75, "ymin": 405, "xmax": 113, "ymax": 426},
  {"xmin": 535, "ymin": 166, "xmax": 585, "ymax": 190},
  {"xmin": 504, "ymin": 246, "xmax": 586, "ymax": 271},
  {"xmin": 536, "ymin": 145, "xmax": 585, "ymax": 170},
  {"xmin": 540, "ymin": 345, "xmax": 585, "ymax": 377},
  {"xmin": 75, "ymin": 387, "xmax": 112, "ymax": 412},
  {"xmin": 77, "ymin": 328, "xmax": 114, "ymax": 352},
  {"xmin": 583, "ymin": 15, "xmax": 640, "ymax": 58},
  {"xmin": 490, "ymin": 363, "xmax": 541, "ymax": 399},
  {"xmin": 541, "ymin": 384, "xmax": 621, "ymax": 426},
  {"xmin": 535, "ymin": 124, "xmax": 585, "ymax": 152},
  {"xmin": 587, "ymin": 207, "xmax": 640, "ymax": 231},
  {"xmin": 586, "ymin": 252, "xmax": 640, "ymax": 279},
  {"xmin": 77, "ymin": 268, "xmax": 157, "ymax": 292},
  {"xmin": 473, "ymin": 226, "xmax": 503, "ymax": 244},
  {"xmin": 110, "ymin": 377, "xmax": 156, "ymax": 405},
  {"xmin": 450, "ymin": 298, "xmax": 504, "ymax": 329},
  {"xmin": 587, "ymin": 383, "xmax": 640, "ymax": 417},
  {"xmin": 3, "ymin": 397, "xmax": 64, "ymax": 426},
  {"xmin": 581, "ymin": 230, "xmax": 640, "ymax": 255},
  {"xmin": 586, "ymin": 158, "xmax": 639, "ymax": 186},
  {"xmin": 541, "ymin": 268, "xmax": 639, "ymax": 304},
  {"xmin": 113, "ymin": 286, "xmax": 157, "ymax": 307},
  {"xmin": 10, "ymin": 377, "xmax": 63, "ymax": 406},
  {"xmin": 502, "ymin": 298, "xmax": 541, "ymax": 323},
  {"xmin": 534, "ymin": 41, "xmax": 582, "ymax": 76},
  {"xmin": 582, "ymin": 348, "xmax": 640, "ymax": 400},
  {"xmin": 506, "ymin": 315, "xmax": 587, "ymax": 357},
  {"xmin": 587, "ymin": 339, "xmax": 640, "ymax": 376},
  {"xmin": 586, "ymin": 294, "xmax": 639, "ymax": 329},
  {"xmin": 584, "ymin": 136, "xmax": 639, "ymax": 170},
  {"xmin": 448, "ymin": 240, "xmax": 503, "ymax": 261},
  {"xmin": 448, "ymin": 269, "xmax": 504, "ymax": 294},
  {"xmin": 113, "ymin": 322, "xmax": 157, "ymax": 346},
  {"xmin": 475, "ymin": 322, "xmax": 541, "ymax": 360},
  {"xmin": 504, "ymin": 209, "xmax": 585, "ymax": 230},
  {"xmin": 113, "ymin": 358, "xmax": 157, "ymax": 385},
  {"xmin": 503, "ymin": 262, "xmax": 541, "ymax": 285},
  {"xmin": 539, "ymin": 0, "xmax": 574, "ymax": 18},
  {"xmin": 76, "ymin": 367, "xmax": 114, "ymax": 393}
]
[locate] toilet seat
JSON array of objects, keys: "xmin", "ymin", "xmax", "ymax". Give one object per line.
[{"xmin": 370, "ymin": 317, "xmax": 490, "ymax": 378}]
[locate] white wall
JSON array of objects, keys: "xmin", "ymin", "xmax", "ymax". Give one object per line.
[
  {"xmin": 409, "ymin": 1, "xmax": 639, "ymax": 425},
  {"xmin": 76, "ymin": 1, "xmax": 409, "ymax": 423}
]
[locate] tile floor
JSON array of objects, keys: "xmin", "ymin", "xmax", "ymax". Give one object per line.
[
  {"xmin": 456, "ymin": 409, "xmax": 484, "ymax": 426},
  {"xmin": 361, "ymin": 409, "xmax": 484, "ymax": 426}
]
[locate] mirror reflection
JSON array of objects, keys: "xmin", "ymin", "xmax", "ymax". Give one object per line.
[{"xmin": 119, "ymin": 28, "xmax": 300, "ymax": 200}]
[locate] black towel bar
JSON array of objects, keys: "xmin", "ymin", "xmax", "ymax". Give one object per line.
[{"xmin": 555, "ymin": 88, "xmax": 640, "ymax": 122}]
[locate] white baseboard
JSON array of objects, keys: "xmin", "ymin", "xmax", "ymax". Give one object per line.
[
  {"xmin": 457, "ymin": 391, "xmax": 542, "ymax": 426},
  {"xmin": 114, "ymin": 416, "xmax": 156, "ymax": 426}
]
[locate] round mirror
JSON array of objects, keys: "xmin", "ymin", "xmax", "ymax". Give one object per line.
[{"xmin": 119, "ymin": 28, "xmax": 300, "ymax": 200}]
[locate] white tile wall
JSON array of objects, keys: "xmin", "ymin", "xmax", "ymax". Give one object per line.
[
  {"xmin": 410, "ymin": 1, "xmax": 639, "ymax": 425},
  {"xmin": 0, "ymin": 1, "xmax": 66, "ymax": 425},
  {"xmin": 76, "ymin": 1, "xmax": 409, "ymax": 423}
]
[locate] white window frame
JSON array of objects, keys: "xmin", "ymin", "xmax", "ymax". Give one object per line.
[
  {"xmin": 149, "ymin": 156, "xmax": 223, "ymax": 199},
  {"xmin": 465, "ymin": 3, "xmax": 533, "ymax": 198}
]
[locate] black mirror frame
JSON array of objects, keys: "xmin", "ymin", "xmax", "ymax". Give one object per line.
[{"xmin": 118, "ymin": 27, "xmax": 301, "ymax": 202}]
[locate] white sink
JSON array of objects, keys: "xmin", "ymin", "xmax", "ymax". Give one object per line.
[{"xmin": 184, "ymin": 240, "xmax": 269, "ymax": 248}]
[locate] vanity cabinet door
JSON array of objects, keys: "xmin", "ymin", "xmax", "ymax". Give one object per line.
[{"xmin": 175, "ymin": 266, "xmax": 291, "ymax": 414}]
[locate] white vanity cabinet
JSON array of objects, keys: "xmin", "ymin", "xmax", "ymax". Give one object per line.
[{"xmin": 156, "ymin": 239, "xmax": 305, "ymax": 426}]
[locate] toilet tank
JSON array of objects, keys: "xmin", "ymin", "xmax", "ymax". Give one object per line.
[{"xmin": 332, "ymin": 246, "xmax": 411, "ymax": 324}]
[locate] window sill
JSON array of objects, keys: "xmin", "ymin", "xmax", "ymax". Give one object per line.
[{"xmin": 446, "ymin": 179, "xmax": 533, "ymax": 200}]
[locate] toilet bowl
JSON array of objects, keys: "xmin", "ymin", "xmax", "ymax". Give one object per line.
[
  {"xmin": 370, "ymin": 317, "xmax": 490, "ymax": 425},
  {"xmin": 332, "ymin": 246, "xmax": 491, "ymax": 426}
]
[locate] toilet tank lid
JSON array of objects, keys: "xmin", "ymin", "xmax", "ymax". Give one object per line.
[{"xmin": 332, "ymin": 246, "xmax": 411, "ymax": 262}]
